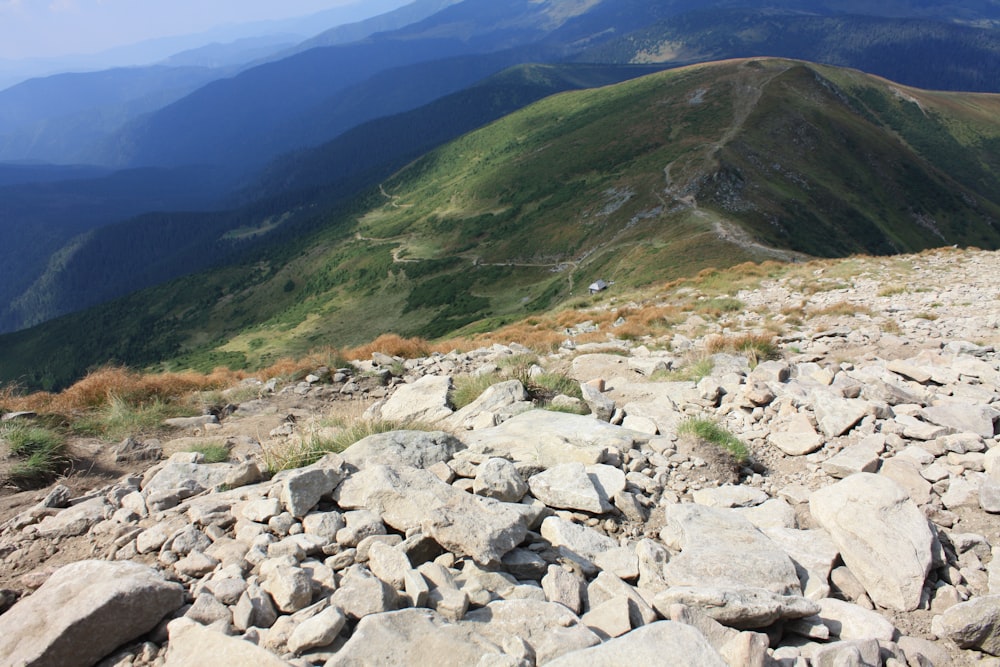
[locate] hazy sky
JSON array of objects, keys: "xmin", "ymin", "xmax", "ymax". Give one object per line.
[{"xmin": 0, "ymin": 0, "xmax": 376, "ymax": 60}]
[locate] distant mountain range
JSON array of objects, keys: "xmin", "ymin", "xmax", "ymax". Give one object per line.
[
  {"xmin": 2, "ymin": 57, "xmax": 999, "ymax": 390},
  {"xmin": 2, "ymin": 0, "xmax": 1000, "ymax": 390}
]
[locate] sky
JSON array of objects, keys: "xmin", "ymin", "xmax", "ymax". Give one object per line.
[{"xmin": 0, "ymin": 0, "xmax": 378, "ymax": 60}]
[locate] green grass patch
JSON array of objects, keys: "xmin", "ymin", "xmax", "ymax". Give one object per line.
[
  {"xmin": 187, "ymin": 441, "xmax": 231, "ymax": 464},
  {"xmin": 531, "ymin": 373, "xmax": 583, "ymax": 400},
  {"xmin": 677, "ymin": 417, "xmax": 749, "ymax": 462},
  {"xmin": 1, "ymin": 422, "xmax": 67, "ymax": 486},
  {"xmin": 450, "ymin": 373, "xmax": 501, "ymax": 410},
  {"xmin": 651, "ymin": 356, "xmax": 715, "ymax": 382},
  {"xmin": 72, "ymin": 394, "xmax": 199, "ymax": 441}
]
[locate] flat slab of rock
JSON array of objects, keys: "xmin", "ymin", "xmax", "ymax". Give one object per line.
[
  {"xmin": 921, "ymin": 403, "xmax": 998, "ymax": 438},
  {"xmin": 652, "ymin": 586, "xmax": 820, "ymax": 629},
  {"xmin": 461, "ymin": 410, "xmax": 643, "ymax": 468},
  {"xmin": 341, "ymin": 430, "xmax": 464, "ymax": 471},
  {"xmin": 809, "ymin": 473, "xmax": 936, "ymax": 612},
  {"xmin": 817, "ymin": 597, "xmax": 898, "ymax": 642},
  {"xmin": 544, "ymin": 621, "xmax": 727, "ymax": 666},
  {"xmin": 334, "ymin": 464, "xmax": 529, "ymax": 564},
  {"xmin": 528, "ymin": 463, "xmax": 624, "ymax": 513},
  {"xmin": 326, "ymin": 608, "xmax": 506, "ymax": 666},
  {"xmin": 0, "ymin": 560, "xmax": 184, "ymax": 667},
  {"xmin": 660, "ymin": 504, "xmax": 801, "ymax": 595},
  {"xmin": 164, "ymin": 618, "xmax": 291, "ymax": 666},
  {"xmin": 813, "ymin": 395, "xmax": 871, "ymax": 438}
]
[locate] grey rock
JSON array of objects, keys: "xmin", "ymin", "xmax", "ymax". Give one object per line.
[
  {"xmin": 652, "ymin": 586, "xmax": 819, "ymax": 629},
  {"xmin": 35, "ymin": 496, "xmax": 110, "ymax": 538},
  {"xmin": 164, "ymin": 414, "xmax": 219, "ymax": 429},
  {"xmin": 465, "ymin": 599, "xmax": 601, "ymax": 664},
  {"xmin": 879, "ymin": 457, "xmax": 933, "ymax": 505},
  {"xmin": 544, "ymin": 621, "xmax": 727, "ymax": 666},
  {"xmin": 817, "ymin": 597, "xmax": 898, "ymax": 642},
  {"xmin": 692, "ymin": 485, "xmax": 768, "ymax": 509},
  {"xmin": 114, "ymin": 437, "xmax": 163, "ymax": 463},
  {"xmin": 0, "ymin": 560, "xmax": 184, "ymax": 667},
  {"xmin": 821, "ymin": 438, "xmax": 883, "ymax": 478},
  {"xmin": 261, "ymin": 564, "xmax": 313, "ymax": 613},
  {"xmin": 733, "ymin": 498, "xmax": 798, "ymax": 531},
  {"xmin": 302, "ymin": 510, "xmax": 345, "ymax": 541},
  {"xmin": 276, "ymin": 454, "xmax": 344, "ymax": 518},
  {"xmin": 768, "ymin": 413, "xmax": 823, "ymax": 456},
  {"xmin": 325, "ymin": 608, "xmax": 505, "ymax": 666},
  {"xmin": 330, "ymin": 564, "xmax": 399, "ymax": 620},
  {"xmin": 813, "ymin": 395, "xmax": 871, "ymax": 438},
  {"xmin": 460, "ymin": 410, "xmax": 642, "ymax": 468},
  {"xmin": 335, "ymin": 464, "xmax": 529, "ymax": 565},
  {"xmin": 474, "ymin": 457, "xmax": 528, "ymax": 502},
  {"xmin": 529, "ymin": 463, "xmax": 607, "ymax": 513},
  {"xmin": 981, "ymin": 476, "xmax": 1000, "ymax": 513},
  {"xmin": 444, "ymin": 380, "xmax": 531, "ymax": 431},
  {"xmin": 287, "ymin": 605, "xmax": 346, "ymax": 654},
  {"xmin": 341, "ymin": 430, "xmax": 465, "ymax": 471},
  {"xmin": 164, "ymin": 618, "xmax": 289, "ymax": 666},
  {"xmin": 233, "ymin": 582, "xmax": 278, "ymax": 631},
  {"xmin": 763, "ymin": 527, "xmax": 839, "ymax": 600},
  {"xmin": 540, "ymin": 516, "xmax": 618, "ymax": 575},
  {"xmin": 372, "ymin": 374, "xmax": 454, "ymax": 423},
  {"xmin": 660, "ymin": 503, "xmax": 801, "ymax": 595},
  {"xmin": 809, "ymin": 639, "xmax": 880, "ymax": 667},
  {"xmin": 186, "ymin": 591, "xmax": 231, "ymax": 626},
  {"xmin": 931, "ymin": 594, "xmax": 1000, "ymax": 656},
  {"xmin": 810, "ymin": 473, "xmax": 936, "ymax": 612},
  {"xmin": 586, "ymin": 571, "xmax": 657, "ymax": 628},
  {"xmin": 580, "ymin": 383, "xmax": 616, "ymax": 422},
  {"xmin": 921, "ymin": 403, "xmax": 998, "ymax": 438},
  {"xmin": 367, "ymin": 541, "xmax": 413, "ymax": 590},
  {"xmin": 543, "ymin": 565, "xmax": 585, "ymax": 614}
]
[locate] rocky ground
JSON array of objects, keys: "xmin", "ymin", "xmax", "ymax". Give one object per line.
[{"xmin": 1, "ymin": 247, "xmax": 1000, "ymax": 666}]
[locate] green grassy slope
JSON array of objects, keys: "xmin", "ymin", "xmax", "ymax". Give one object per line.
[{"xmin": 3, "ymin": 57, "xmax": 1000, "ymax": 390}]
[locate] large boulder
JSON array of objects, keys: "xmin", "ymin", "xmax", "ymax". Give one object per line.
[
  {"xmin": 931, "ymin": 595, "xmax": 1000, "ymax": 656},
  {"xmin": 0, "ymin": 560, "xmax": 184, "ymax": 667},
  {"xmin": 809, "ymin": 473, "xmax": 936, "ymax": 612},
  {"xmin": 334, "ymin": 464, "xmax": 529, "ymax": 564},
  {"xmin": 465, "ymin": 599, "xmax": 601, "ymax": 663},
  {"xmin": 460, "ymin": 410, "xmax": 643, "ymax": 468},
  {"xmin": 660, "ymin": 504, "xmax": 801, "ymax": 595},
  {"xmin": 371, "ymin": 374, "xmax": 454, "ymax": 423},
  {"xmin": 528, "ymin": 463, "xmax": 623, "ymax": 514},
  {"xmin": 341, "ymin": 430, "xmax": 464, "ymax": 471},
  {"xmin": 443, "ymin": 380, "xmax": 532, "ymax": 431}
]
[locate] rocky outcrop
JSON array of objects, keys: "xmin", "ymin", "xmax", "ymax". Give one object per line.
[{"xmin": 2, "ymin": 249, "xmax": 1000, "ymax": 666}]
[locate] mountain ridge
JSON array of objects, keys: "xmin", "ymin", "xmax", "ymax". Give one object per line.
[{"xmin": 2, "ymin": 58, "xmax": 999, "ymax": 390}]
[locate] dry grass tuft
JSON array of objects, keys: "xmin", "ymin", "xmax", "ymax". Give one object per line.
[
  {"xmin": 809, "ymin": 301, "xmax": 873, "ymax": 318},
  {"xmin": 704, "ymin": 332, "xmax": 779, "ymax": 366}
]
